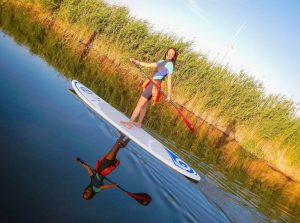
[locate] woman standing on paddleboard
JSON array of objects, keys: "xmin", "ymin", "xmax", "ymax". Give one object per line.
[
  {"xmin": 121, "ymin": 47, "xmax": 178, "ymax": 129},
  {"xmin": 75, "ymin": 134, "xmax": 130, "ymax": 200}
]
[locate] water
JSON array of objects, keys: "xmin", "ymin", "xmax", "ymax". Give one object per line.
[{"xmin": 0, "ymin": 31, "xmax": 298, "ymax": 222}]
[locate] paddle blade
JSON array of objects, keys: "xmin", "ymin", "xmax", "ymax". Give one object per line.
[
  {"xmin": 176, "ymin": 108, "xmax": 196, "ymax": 133},
  {"xmin": 127, "ymin": 192, "xmax": 152, "ymax": 206}
]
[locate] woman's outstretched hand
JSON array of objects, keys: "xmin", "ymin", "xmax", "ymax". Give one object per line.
[
  {"xmin": 130, "ymin": 58, "xmax": 139, "ymax": 66},
  {"xmin": 166, "ymin": 95, "xmax": 171, "ymax": 102}
]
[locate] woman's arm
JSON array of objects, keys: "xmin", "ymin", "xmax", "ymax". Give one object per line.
[
  {"xmin": 130, "ymin": 58, "xmax": 157, "ymax": 68},
  {"xmin": 100, "ymin": 183, "xmax": 117, "ymax": 190},
  {"xmin": 75, "ymin": 157, "xmax": 93, "ymax": 176},
  {"xmin": 82, "ymin": 163, "xmax": 94, "ymax": 176},
  {"xmin": 166, "ymin": 74, "xmax": 172, "ymax": 101}
]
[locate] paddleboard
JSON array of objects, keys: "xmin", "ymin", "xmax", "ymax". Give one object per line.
[{"xmin": 72, "ymin": 80, "xmax": 200, "ymax": 181}]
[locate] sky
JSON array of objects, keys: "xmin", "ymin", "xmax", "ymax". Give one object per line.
[{"xmin": 108, "ymin": 0, "xmax": 300, "ymax": 110}]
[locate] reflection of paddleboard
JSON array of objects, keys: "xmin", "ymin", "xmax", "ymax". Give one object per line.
[{"xmin": 72, "ymin": 80, "xmax": 200, "ymax": 181}]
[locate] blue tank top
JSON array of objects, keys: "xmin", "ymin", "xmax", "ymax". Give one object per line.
[
  {"xmin": 90, "ymin": 172, "xmax": 104, "ymax": 193},
  {"xmin": 153, "ymin": 60, "xmax": 174, "ymax": 81}
]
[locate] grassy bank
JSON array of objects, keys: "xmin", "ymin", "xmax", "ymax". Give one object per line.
[{"xmin": 1, "ymin": 0, "xmax": 299, "ymax": 212}]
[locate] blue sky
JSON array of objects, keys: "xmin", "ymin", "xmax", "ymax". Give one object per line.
[{"xmin": 109, "ymin": 0, "xmax": 300, "ymax": 108}]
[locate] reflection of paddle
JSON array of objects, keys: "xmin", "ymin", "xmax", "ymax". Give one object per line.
[
  {"xmin": 76, "ymin": 157, "xmax": 152, "ymax": 206},
  {"xmin": 133, "ymin": 62, "xmax": 196, "ymax": 133},
  {"xmin": 103, "ymin": 175, "xmax": 152, "ymax": 206}
]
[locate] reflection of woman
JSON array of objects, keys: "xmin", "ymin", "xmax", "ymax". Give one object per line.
[
  {"xmin": 121, "ymin": 48, "xmax": 178, "ymax": 129},
  {"xmin": 76, "ymin": 134, "xmax": 130, "ymax": 200}
]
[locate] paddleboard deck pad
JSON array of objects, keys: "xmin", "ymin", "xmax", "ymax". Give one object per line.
[{"xmin": 72, "ymin": 80, "xmax": 200, "ymax": 181}]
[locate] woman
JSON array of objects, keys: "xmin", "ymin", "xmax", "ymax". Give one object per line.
[
  {"xmin": 121, "ymin": 47, "xmax": 178, "ymax": 129},
  {"xmin": 75, "ymin": 134, "xmax": 130, "ymax": 200}
]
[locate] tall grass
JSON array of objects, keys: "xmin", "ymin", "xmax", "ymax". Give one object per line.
[{"xmin": 5, "ymin": 0, "xmax": 300, "ymax": 175}]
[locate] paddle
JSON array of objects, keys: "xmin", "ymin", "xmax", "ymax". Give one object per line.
[
  {"xmin": 76, "ymin": 157, "xmax": 152, "ymax": 206},
  {"xmin": 133, "ymin": 62, "xmax": 196, "ymax": 133},
  {"xmin": 103, "ymin": 174, "xmax": 152, "ymax": 206}
]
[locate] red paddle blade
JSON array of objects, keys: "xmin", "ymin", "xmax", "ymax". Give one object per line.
[
  {"xmin": 127, "ymin": 192, "xmax": 152, "ymax": 206},
  {"xmin": 176, "ymin": 108, "xmax": 196, "ymax": 133}
]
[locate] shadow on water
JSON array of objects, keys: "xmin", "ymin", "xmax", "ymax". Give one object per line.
[{"xmin": 0, "ymin": 3, "xmax": 299, "ymax": 222}]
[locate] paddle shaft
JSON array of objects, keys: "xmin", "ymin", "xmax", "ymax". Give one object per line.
[
  {"xmin": 102, "ymin": 174, "xmax": 128, "ymax": 193},
  {"xmin": 77, "ymin": 158, "xmax": 123, "ymax": 189}
]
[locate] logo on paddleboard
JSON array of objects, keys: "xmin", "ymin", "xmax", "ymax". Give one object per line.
[
  {"xmin": 166, "ymin": 149, "xmax": 196, "ymax": 174},
  {"xmin": 80, "ymin": 86, "xmax": 92, "ymax": 94}
]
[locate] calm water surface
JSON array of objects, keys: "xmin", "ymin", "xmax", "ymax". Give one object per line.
[{"xmin": 0, "ymin": 31, "xmax": 297, "ymax": 223}]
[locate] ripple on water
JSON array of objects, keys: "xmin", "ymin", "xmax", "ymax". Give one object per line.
[{"xmin": 125, "ymin": 141, "xmax": 231, "ymax": 223}]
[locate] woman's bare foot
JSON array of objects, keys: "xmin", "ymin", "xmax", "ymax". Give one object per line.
[
  {"xmin": 120, "ymin": 121, "xmax": 133, "ymax": 129},
  {"xmin": 133, "ymin": 122, "xmax": 142, "ymax": 128}
]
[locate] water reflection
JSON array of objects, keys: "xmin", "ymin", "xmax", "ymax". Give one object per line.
[{"xmin": 75, "ymin": 133, "xmax": 152, "ymax": 205}]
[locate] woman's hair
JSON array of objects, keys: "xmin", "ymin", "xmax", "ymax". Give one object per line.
[
  {"xmin": 82, "ymin": 186, "xmax": 96, "ymax": 200},
  {"xmin": 164, "ymin": 47, "xmax": 178, "ymax": 67}
]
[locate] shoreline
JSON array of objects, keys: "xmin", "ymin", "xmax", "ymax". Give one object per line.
[{"xmin": 1, "ymin": 0, "xmax": 299, "ymax": 205}]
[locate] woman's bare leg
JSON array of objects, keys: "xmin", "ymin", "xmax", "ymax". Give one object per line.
[
  {"xmin": 135, "ymin": 102, "xmax": 148, "ymax": 128},
  {"xmin": 104, "ymin": 134, "xmax": 128, "ymax": 160},
  {"xmin": 121, "ymin": 96, "xmax": 148, "ymax": 128}
]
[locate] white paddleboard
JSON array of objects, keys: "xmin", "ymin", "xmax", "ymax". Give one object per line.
[{"xmin": 72, "ymin": 80, "xmax": 200, "ymax": 181}]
